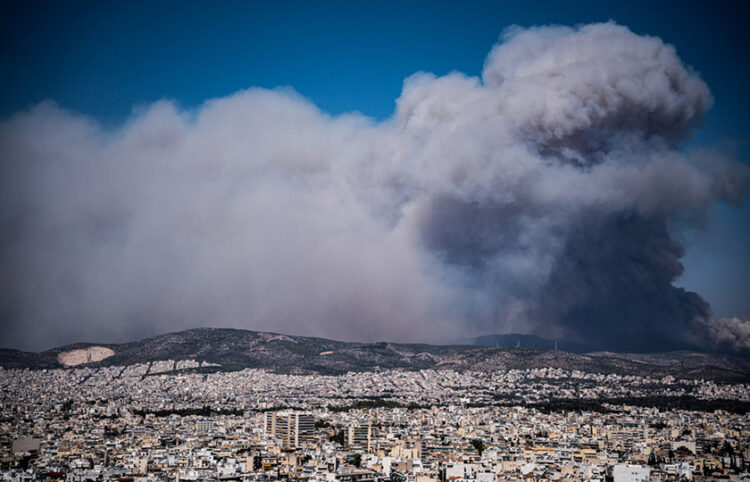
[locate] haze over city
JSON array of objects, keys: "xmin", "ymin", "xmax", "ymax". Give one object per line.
[{"xmin": 1, "ymin": 1, "xmax": 749, "ymax": 353}]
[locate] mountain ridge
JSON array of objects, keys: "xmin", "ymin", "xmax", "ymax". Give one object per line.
[{"xmin": 1, "ymin": 327, "xmax": 748, "ymax": 382}]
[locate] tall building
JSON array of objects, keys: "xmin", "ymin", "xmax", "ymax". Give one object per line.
[
  {"xmin": 292, "ymin": 412, "xmax": 316, "ymax": 447},
  {"xmin": 196, "ymin": 419, "xmax": 214, "ymax": 432},
  {"xmin": 264, "ymin": 412, "xmax": 275, "ymax": 434},
  {"xmin": 348, "ymin": 422, "xmax": 372, "ymax": 450},
  {"xmin": 264, "ymin": 411, "xmax": 316, "ymax": 448}
]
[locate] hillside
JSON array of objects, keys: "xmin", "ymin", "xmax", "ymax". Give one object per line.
[{"xmin": 0, "ymin": 328, "xmax": 748, "ymax": 382}]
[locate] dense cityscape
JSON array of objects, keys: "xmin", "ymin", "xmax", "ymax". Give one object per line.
[
  {"xmin": 2, "ymin": 361, "xmax": 748, "ymax": 481},
  {"xmin": 3, "ymin": 2, "xmax": 750, "ymax": 482}
]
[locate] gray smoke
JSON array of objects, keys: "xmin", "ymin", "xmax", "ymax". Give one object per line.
[{"xmin": 1, "ymin": 22, "xmax": 748, "ymax": 352}]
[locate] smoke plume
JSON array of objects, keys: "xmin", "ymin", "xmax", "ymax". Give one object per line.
[{"xmin": 1, "ymin": 22, "xmax": 748, "ymax": 352}]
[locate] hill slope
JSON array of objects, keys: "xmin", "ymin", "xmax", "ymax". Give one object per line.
[{"xmin": 0, "ymin": 328, "xmax": 747, "ymax": 382}]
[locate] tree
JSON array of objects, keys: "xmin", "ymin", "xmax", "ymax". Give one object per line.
[
  {"xmin": 330, "ymin": 430, "xmax": 346, "ymax": 446},
  {"xmin": 718, "ymin": 441, "xmax": 735, "ymax": 457},
  {"xmin": 470, "ymin": 439, "xmax": 484, "ymax": 456}
]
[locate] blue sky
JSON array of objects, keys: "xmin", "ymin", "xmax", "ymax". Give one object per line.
[{"xmin": 1, "ymin": 0, "xmax": 749, "ymax": 320}]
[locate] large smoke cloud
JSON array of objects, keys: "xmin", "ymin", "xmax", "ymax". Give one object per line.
[{"xmin": 1, "ymin": 22, "xmax": 748, "ymax": 352}]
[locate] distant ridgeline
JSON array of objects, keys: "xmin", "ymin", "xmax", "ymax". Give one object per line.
[{"xmin": 0, "ymin": 328, "xmax": 748, "ymax": 383}]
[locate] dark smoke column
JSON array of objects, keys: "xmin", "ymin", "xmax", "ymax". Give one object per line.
[
  {"xmin": 542, "ymin": 213, "xmax": 711, "ymax": 352},
  {"xmin": 395, "ymin": 23, "xmax": 750, "ymax": 352}
]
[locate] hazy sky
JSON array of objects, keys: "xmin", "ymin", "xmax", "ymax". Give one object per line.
[{"xmin": 1, "ymin": 1, "xmax": 749, "ymax": 351}]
